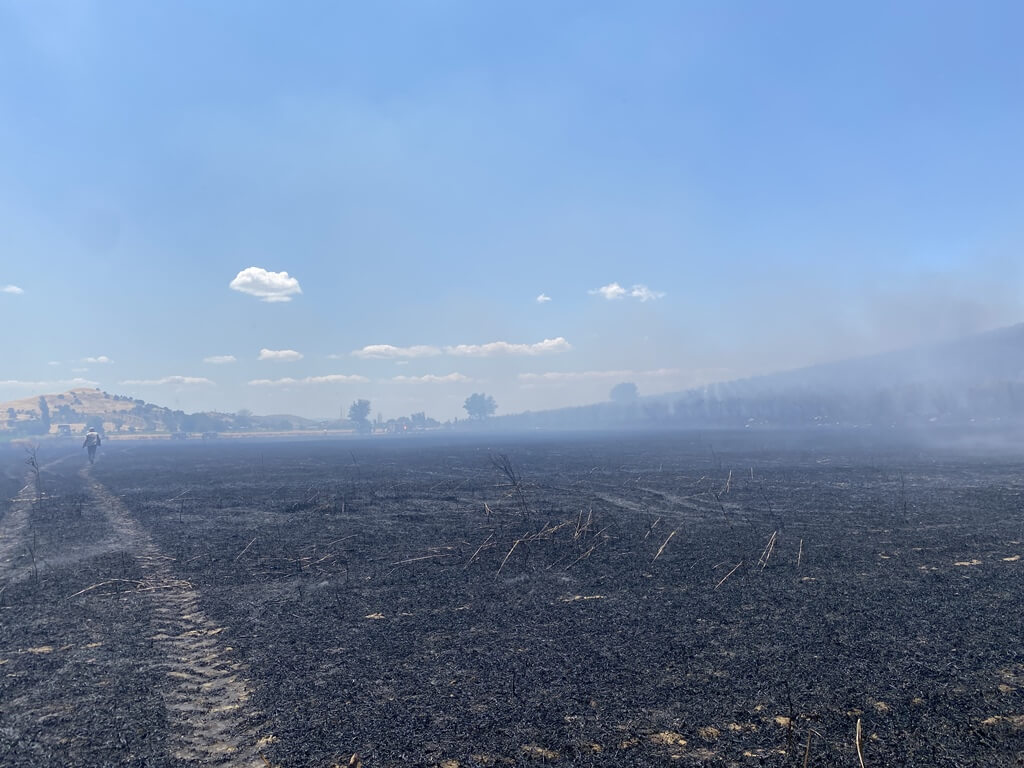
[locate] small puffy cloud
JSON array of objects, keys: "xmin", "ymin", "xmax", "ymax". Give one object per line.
[
  {"xmin": 590, "ymin": 282, "xmax": 665, "ymax": 302},
  {"xmin": 0, "ymin": 377, "xmax": 98, "ymax": 390},
  {"xmin": 2, "ymin": 284, "xmax": 24, "ymax": 295},
  {"xmin": 249, "ymin": 374, "xmax": 369, "ymax": 387},
  {"xmin": 590, "ymin": 282, "xmax": 627, "ymax": 300},
  {"xmin": 83, "ymin": 355, "xmax": 112, "ymax": 364},
  {"xmin": 445, "ymin": 337, "xmax": 571, "ymax": 357},
  {"xmin": 258, "ymin": 348, "xmax": 303, "ymax": 362},
  {"xmin": 47, "ymin": 361, "xmax": 60, "ymax": 366},
  {"xmin": 351, "ymin": 344, "xmax": 442, "ymax": 359},
  {"xmin": 536, "ymin": 293, "xmax": 552, "ymax": 303},
  {"xmin": 203, "ymin": 355, "xmax": 237, "ymax": 364},
  {"xmin": 120, "ymin": 376, "xmax": 215, "ymax": 386},
  {"xmin": 392, "ymin": 373, "xmax": 471, "ymax": 384},
  {"xmin": 229, "ymin": 267, "xmax": 302, "ymax": 303}
]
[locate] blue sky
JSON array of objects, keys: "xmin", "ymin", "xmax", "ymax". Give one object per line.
[{"xmin": 1, "ymin": 1, "xmax": 1022, "ymax": 420}]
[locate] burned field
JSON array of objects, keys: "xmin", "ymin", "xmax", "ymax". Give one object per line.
[{"xmin": 1, "ymin": 432, "xmax": 1022, "ymax": 767}]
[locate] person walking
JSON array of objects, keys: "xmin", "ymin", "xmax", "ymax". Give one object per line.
[{"xmin": 83, "ymin": 427, "xmax": 102, "ymax": 464}]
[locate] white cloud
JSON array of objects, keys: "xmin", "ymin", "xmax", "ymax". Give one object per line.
[
  {"xmin": 392, "ymin": 373, "xmax": 471, "ymax": 384},
  {"xmin": 0, "ymin": 378, "xmax": 99, "ymax": 390},
  {"xmin": 248, "ymin": 374, "xmax": 369, "ymax": 387},
  {"xmin": 590, "ymin": 282, "xmax": 665, "ymax": 302},
  {"xmin": 445, "ymin": 337, "xmax": 571, "ymax": 357},
  {"xmin": 351, "ymin": 338, "xmax": 571, "ymax": 359},
  {"xmin": 629, "ymin": 284, "xmax": 665, "ymax": 302},
  {"xmin": 203, "ymin": 355, "xmax": 237, "ymax": 364},
  {"xmin": 590, "ymin": 282, "xmax": 627, "ymax": 300},
  {"xmin": 120, "ymin": 376, "xmax": 215, "ymax": 386},
  {"xmin": 47, "ymin": 361, "xmax": 60, "ymax": 366},
  {"xmin": 229, "ymin": 267, "xmax": 302, "ymax": 303},
  {"xmin": 83, "ymin": 355, "xmax": 112, "ymax": 364},
  {"xmin": 518, "ymin": 368, "xmax": 682, "ymax": 383},
  {"xmin": 2, "ymin": 285, "xmax": 24, "ymax": 295},
  {"xmin": 536, "ymin": 293, "xmax": 552, "ymax": 303},
  {"xmin": 258, "ymin": 348, "xmax": 303, "ymax": 362},
  {"xmin": 351, "ymin": 344, "xmax": 442, "ymax": 359}
]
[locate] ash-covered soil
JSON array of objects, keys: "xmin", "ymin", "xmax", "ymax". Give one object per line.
[{"xmin": 1, "ymin": 431, "xmax": 1022, "ymax": 766}]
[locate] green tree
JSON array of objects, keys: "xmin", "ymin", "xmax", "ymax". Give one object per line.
[
  {"xmin": 463, "ymin": 393, "xmax": 497, "ymax": 420},
  {"xmin": 348, "ymin": 399, "xmax": 372, "ymax": 432}
]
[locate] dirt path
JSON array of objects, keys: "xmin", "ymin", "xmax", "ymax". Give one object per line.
[{"xmin": 83, "ymin": 469, "xmax": 270, "ymax": 766}]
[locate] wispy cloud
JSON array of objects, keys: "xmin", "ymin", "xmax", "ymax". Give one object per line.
[
  {"xmin": 518, "ymin": 368, "xmax": 682, "ymax": 383},
  {"xmin": 203, "ymin": 355, "xmax": 237, "ymax": 364},
  {"xmin": 248, "ymin": 374, "xmax": 369, "ymax": 387},
  {"xmin": 258, "ymin": 348, "xmax": 303, "ymax": 362},
  {"xmin": 590, "ymin": 282, "xmax": 665, "ymax": 302},
  {"xmin": 446, "ymin": 337, "xmax": 570, "ymax": 357},
  {"xmin": 351, "ymin": 344, "xmax": 442, "ymax": 359},
  {"xmin": 1, "ymin": 284, "xmax": 24, "ymax": 295},
  {"xmin": 47, "ymin": 361, "xmax": 60, "ymax": 367},
  {"xmin": 628, "ymin": 284, "xmax": 665, "ymax": 302},
  {"xmin": 83, "ymin": 355, "xmax": 112, "ymax": 364},
  {"xmin": 229, "ymin": 267, "xmax": 302, "ymax": 303},
  {"xmin": 536, "ymin": 293, "xmax": 552, "ymax": 303},
  {"xmin": 0, "ymin": 377, "xmax": 99, "ymax": 390},
  {"xmin": 120, "ymin": 376, "xmax": 215, "ymax": 386},
  {"xmin": 350, "ymin": 337, "xmax": 571, "ymax": 359},
  {"xmin": 392, "ymin": 373, "xmax": 471, "ymax": 383}
]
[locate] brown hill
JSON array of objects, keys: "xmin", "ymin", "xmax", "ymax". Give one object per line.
[
  {"xmin": 1, "ymin": 388, "xmax": 142, "ymax": 435},
  {"xmin": 0, "ymin": 388, "xmax": 320, "ymax": 437}
]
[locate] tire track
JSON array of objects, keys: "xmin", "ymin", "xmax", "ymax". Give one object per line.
[
  {"xmin": 1, "ymin": 452, "xmax": 78, "ymax": 586},
  {"xmin": 83, "ymin": 469, "xmax": 271, "ymax": 766},
  {"xmin": 0, "ymin": 478, "xmax": 35, "ymax": 584}
]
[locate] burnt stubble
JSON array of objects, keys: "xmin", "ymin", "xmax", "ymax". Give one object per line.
[{"xmin": 1, "ymin": 432, "xmax": 1021, "ymax": 766}]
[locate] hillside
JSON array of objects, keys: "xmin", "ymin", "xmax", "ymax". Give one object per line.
[
  {"xmin": 0, "ymin": 387, "xmax": 321, "ymax": 437},
  {"xmin": 495, "ymin": 323, "xmax": 1024, "ymax": 431}
]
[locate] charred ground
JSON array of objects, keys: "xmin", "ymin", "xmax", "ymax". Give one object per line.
[{"xmin": 1, "ymin": 431, "xmax": 1022, "ymax": 766}]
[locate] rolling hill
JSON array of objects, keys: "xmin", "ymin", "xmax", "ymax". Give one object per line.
[
  {"xmin": 0, "ymin": 387, "xmax": 321, "ymax": 437},
  {"xmin": 496, "ymin": 323, "xmax": 1024, "ymax": 431}
]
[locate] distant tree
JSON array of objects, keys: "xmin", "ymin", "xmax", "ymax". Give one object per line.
[
  {"xmin": 234, "ymin": 409, "xmax": 253, "ymax": 430},
  {"xmin": 181, "ymin": 412, "xmax": 228, "ymax": 433},
  {"xmin": 55, "ymin": 404, "xmax": 77, "ymax": 422},
  {"xmin": 348, "ymin": 399, "xmax": 372, "ymax": 432},
  {"xmin": 642, "ymin": 401, "xmax": 670, "ymax": 422},
  {"xmin": 610, "ymin": 382, "xmax": 639, "ymax": 404},
  {"xmin": 463, "ymin": 393, "xmax": 497, "ymax": 420},
  {"xmin": 38, "ymin": 396, "xmax": 51, "ymax": 433}
]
